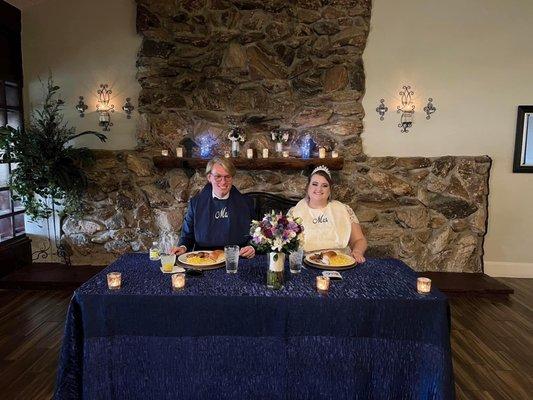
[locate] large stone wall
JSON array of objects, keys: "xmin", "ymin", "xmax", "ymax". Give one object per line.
[{"xmin": 60, "ymin": 0, "xmax": 491, "ymax": 272}]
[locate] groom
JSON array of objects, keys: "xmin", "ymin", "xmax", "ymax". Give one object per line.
[{"xmin": 173, "ymin": 157, "xmax": 256, "ymax": 258}]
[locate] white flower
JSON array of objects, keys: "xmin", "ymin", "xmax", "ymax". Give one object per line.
[{"xmin": 272, "ymin": 238, "xmax": 283, "ymax": 251}]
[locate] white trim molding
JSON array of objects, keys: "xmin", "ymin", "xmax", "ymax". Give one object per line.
[{"xmin": 484, "ymin": 261, "xmax": 533, "ymax": 278}]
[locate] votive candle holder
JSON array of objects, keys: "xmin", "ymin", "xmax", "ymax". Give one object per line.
[
  {"xmin": 172, "ymin": 273, "xmax": 186, "ymax": 291},
  {"xmin": 107, "ymin": 272, "xmax": 122, "ymax": 290},
  {"xmin": 316, "ymin": 276, "xmax": 330, "ymax": 293},
  {"xmin": 417, "ymin": 277, "xmax": 431, "ymax": 294},
  {"xmin": 161, "ymin": 149, "xmax": 169, "ymax": 156}
]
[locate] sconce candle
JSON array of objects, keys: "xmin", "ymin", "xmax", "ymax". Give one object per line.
[
  {"xmin": 262, "ymin": 148, "xmax": 269, "ymax": 158},
  {"xmin": 107, "ymin": 272, "xmax": 122, "ymax": 290},
  {"xmin": 161, "ymin": 149, "xmax": 169, "ymax": 157},
  {"xmin": 417, "ymin": 277, "xmax": 431, "ymax": 294},
  {"xmin": 176, "ymin": 147, "xmax": 184, "ymax": 158},
  {"xmin": 316, "ymin": 276, "xmax": 330, "ymax": 293},
  {"xmin": 171, "ymin": 273, "xmax": 186, "ymax": 291},
  {"xmin": 318, "ymin": 147, "xmax": 326, "ymax": 159},
  {"xmin": 282, "ymin": 151, "xmax": 289, "ymax": 158},
  {"xmin": 331, "ymin": 150, "xmax": 339, "ymax": 158},
  {"xmin": 247, "ymin": 149, "xmax": 253, "ymax": 159}
]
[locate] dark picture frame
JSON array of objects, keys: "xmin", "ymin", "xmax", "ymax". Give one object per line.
[{"xmin": 513, "ymin": 105, "xmax": 533, "ymax": 173}]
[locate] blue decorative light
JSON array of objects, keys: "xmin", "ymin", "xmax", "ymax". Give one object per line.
[
  {"xmin": 197, "ymin": 133, "xmax": 218, "ymax": 158},
  {"xmin": 301, "ymin": 134, "xmax": 313, "ymax": 159}
]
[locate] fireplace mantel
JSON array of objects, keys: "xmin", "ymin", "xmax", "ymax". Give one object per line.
[{"xmin": 153, "ymin": 156, "xmax": 344, "ymax": 171}]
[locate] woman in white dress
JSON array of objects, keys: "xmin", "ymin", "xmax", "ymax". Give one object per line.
[{"xmin": 290, "ymin": 166, "xmax": 367, "ymax": 263}]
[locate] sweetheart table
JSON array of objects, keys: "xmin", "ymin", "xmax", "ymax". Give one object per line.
[{"xmin": 54, "ymin": 253, "xmax": 454, "ymax": 399}]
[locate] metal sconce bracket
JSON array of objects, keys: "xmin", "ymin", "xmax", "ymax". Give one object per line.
[
  {"xmin": 122, "ymin": 97, "xmax": 135, "ymax": 119},
  {"xmin": 75, "ymin": 96, "xmax": 88, "ymax": 117},
  {"xmin": 376, "ymin": 85, "xmax": 437, "ymax": 133}
]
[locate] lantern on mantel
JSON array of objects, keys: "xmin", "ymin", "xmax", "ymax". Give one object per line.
[
  {"xmin": 228, "ymin": 126, "xmax": 245, "ymax": 157},
  {"xmin": 300, "ymin": 133, "xmax": 314, "ymax": 159},
  {"xmin": 271, "ymin": 128, "xmax": 289, "ymax": 155}
]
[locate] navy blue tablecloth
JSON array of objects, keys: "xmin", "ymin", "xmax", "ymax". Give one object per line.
[{"xmin": 54, "ymin": 253, "xmax": 454, "ymax": 400}]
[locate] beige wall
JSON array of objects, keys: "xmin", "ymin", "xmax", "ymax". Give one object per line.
[
  {"xmin": 21, "ymin": 0, "xmax": 141, "ymax": 150},
  {"xmin": 20, "ymin": 0, "xmax": 533, "ymax": 274}
]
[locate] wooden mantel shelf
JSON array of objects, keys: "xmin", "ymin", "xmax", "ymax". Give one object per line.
[{"xmin": 153, "ymin": 156, "xmax": 344, "ymax": 171}]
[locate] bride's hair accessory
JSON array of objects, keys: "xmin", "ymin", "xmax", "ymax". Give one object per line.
[{"xmin": 311, "ymin": 165, "xmax": 331, "ymax": 177}]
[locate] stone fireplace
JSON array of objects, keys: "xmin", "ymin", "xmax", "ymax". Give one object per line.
[{"xmin": 62, "ymin": 0, "xmax": 490, "ymax": 273}]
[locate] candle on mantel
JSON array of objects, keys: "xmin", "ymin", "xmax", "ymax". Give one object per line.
[
  {"xmin": 107, "ymin": 272, "xmax": 122, "ymax": 290},
  {"xmin": 417, "ymin": 277, "xmax": 431, "ymax": 294},
  {"xmin": 176, "ymin": 147, "xmax": 184, "ymax": 158},
  {"xmin": 262, "ymin": 148, "xmax": 269, "ymax": 158},
  {"xmin": 172, "ymin": 273, "xmax": 186, "ymax": 291},
  {"xmin": 331, "ymin": 150, "xmax": 339, "ymax": 158},
  {"xmin": 282, "ymin": 151, "xmax": 289, "ymax": 158},
  {"xmin": 316, "ymin": 276, "xmax": 330, "ymax": 293},
  {"xmin": 318, "ymin": 147, "xmax": 326, "ymax": 159},
  {"xmin": 247, "ymin": 149, "xmax": 254, "ymax": 159},
  {"xmin": 224, "ymin": 151, "xmax": 231, "ymax": 158},
  {"xmin": 161, "ymin": 149, "xmax": 169, "ymax": 157}
]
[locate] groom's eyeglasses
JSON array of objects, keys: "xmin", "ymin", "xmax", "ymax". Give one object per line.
[{"xmin": 210, "ymin": 174, "xmax": 233, "ymax": 182}]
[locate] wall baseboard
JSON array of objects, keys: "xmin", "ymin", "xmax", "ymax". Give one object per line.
[{"xmin": 484, "ymin": 261, "xmax": 533, "ymax": 278}]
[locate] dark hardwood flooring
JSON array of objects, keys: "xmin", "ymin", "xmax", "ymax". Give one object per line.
[{"xmin": 0, "ymin": 278, "xmax": 531, "ymax": 400}]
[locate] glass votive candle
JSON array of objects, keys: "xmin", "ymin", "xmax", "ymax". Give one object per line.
[
  {"xmin": 172, "ymin": 273, "xmax": 186, "ymax": 291},
  {"xmin": 176, "ymin": 147, "xmax": 183, "ymax": 157},
  {"xmin": 161, "ymin": 149, "xmax": 169, "ymax": 156},
  {"xmin": 262, "ymin": 148, "xmax": 269, "ymax": 158},
  {"xmin": 417, "ymin": 277, "xmax": 431, "ymax": 294},
  {"xmin": 318, "ymin": 147, "xmax": 326, "ymax": 158},
  {"xmin": 331, "ymin": 150, "xmax": 339, "ymax": 158},
  {"xmin": 282, "ymin": 150, "xmax": 289, "ymax": 158},
  {"xmin": 107, "ymin": 272, "xmax": 122, "ymax": 290},
  {"xmin": 246, "ymin": 148, "xmax": 253, "ymax": 159},
  {"xmin": 316, "ymin": 276, "xmax": 330, "ymax": 293},
  {"xmin": 224, "ymin": 151, "xmax": 231, "ymax": 158}
]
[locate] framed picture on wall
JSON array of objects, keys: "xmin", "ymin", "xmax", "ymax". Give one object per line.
[{"xmin": 513, "ymin": 105, "xmax": 533, "ymax": 173}]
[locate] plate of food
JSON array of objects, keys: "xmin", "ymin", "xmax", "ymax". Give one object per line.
[
  {"xmin": 304, "ymin": 250, "xmax": 357, "ymax": 270},
  {"xmin": 178, "ymin": 250, "xmax": 225, "ymax": 269}
]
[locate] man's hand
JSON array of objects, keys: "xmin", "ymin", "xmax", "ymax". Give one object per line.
[
  {"xmin": 171, "ymin": 245, "xmax": 187, "ymax": 256},
  {"xmin": 240, "ymin": 245, "xmax": 256, "ymax": 259}
]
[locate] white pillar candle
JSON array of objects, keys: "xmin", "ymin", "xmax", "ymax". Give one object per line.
[
  {"xmin": 172, "ymin": 273, "xmax": 186, "ymax": 291},
  {"xmin": 417, "ymin": 277, "xmax": 431, "ymax": 294},
  {"xmin": 282, "ymin": 150, "xmax": 289, "ymax": 158},
  {"xmin": 262, "ymin": 148, "xmax": 269, "ymax": 158},
  {"xmin": 247, "ymin": 148, "xmax": 253, "ymax": 159},
  {"xmin": 318, "ymin": 147, "xmax": 326, "ymax": 158},
  {"xmin": 161, "ymin": 149, "xmax": 169, "ymax": 156},
  {"xmin": 176, "ymin": 147, "xmax": 183, "ymax": 158},
  {"xmin": 107, "ymin": 272, "xmax": 122, "ymax": 290},
  {"xmin": 224, "ymin": 151, "xmax": 231, "ymax": 158},
  {"xmin": 316, "ymin": 276, "xmax": 330, "ymax": 293},
  {"xmin": 331, "ymin": 150, "xmax": 339, "ymax": 158}
]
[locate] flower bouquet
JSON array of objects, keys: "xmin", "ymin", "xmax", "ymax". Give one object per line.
[
  {"xmin": 250, "ymin": 211, "xmax": 304, "ymax": 289},
  {"xmin": 227, "ymin": 126, "xmax": 245, "ymax": 157},
  {"xmin": 270, "ymin": 128, "xmax": 290, "ymax": 154}
]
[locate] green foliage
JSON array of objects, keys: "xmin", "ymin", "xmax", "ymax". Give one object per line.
[{"xmin": 0, "ymin": 76, "xmax": 107, "ymax": 220}]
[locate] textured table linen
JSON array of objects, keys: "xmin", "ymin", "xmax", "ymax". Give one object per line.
[{"xmin": 54, "ymin": 253, "xmax": 454, "ymax": 400}]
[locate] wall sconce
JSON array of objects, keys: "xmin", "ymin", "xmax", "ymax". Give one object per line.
[
  {"xmin": 96, "ymin": 84, "xmax": 114, "ymax": 131},
  {"xmin": 75, "ymin": 96, "xmax": 88, "ymax": 117},
  {"xmin": 376, "ymin": 85, "xmax": 437, "ymax": 133},
  {"xmin": 122, "ymin": 97, "xmax": 135, "ymax": 119}
]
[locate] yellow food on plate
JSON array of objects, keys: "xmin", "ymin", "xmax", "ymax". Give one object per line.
[
  {"xmin": 329, "ymin": 254, "xmax": 353, "ymax": 266},
  {"xmin": 186, "ymin": 256, "xmax": 213, "ymax": 265}
]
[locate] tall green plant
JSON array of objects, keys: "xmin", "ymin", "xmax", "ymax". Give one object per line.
[{"xmin": 0, "ymin": 76, "xmax": 107, "ymax": 219}]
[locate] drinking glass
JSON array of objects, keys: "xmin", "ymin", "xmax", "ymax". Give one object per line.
[
  {"xmin": 160, "ymin": 253, "xmax": 176, "ymax": 272},
  {"xmin": 224, "ymin": 245, "xmax": 240, "ymax": 274},
  {"xmin": 289, "ymin": 248, "xmax": 304, "ymax": 274}
]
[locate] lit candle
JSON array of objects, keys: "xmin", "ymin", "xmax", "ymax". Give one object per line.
[
  {"xmin": 282, "ymin": 150, "xmax": 289, "ymax": 158},
  {"xmin": 331, "ymin": 150, "xmax": 339, "ymax": 158},
  {"xmin": 107, "ymin": 272, "xmax": 122, "ymax": 290},
  {"xmin": 161, "ymin": 149, "xmax": 169, "ymax": 156},
  {"xmin": 262, "ymin": 148, "xmax": 269, "ymax": 158},
  {"xmin": 172, "ymin": 273, "xmax": 186, "ymax": 291},
  {"xmin": 176, "ymin": 147, "xmax": 183, "ymax": 158},
  {"xmin": 224, "ymin": 151, "xmax": 231, "ymax": 158},
  {"xmin": 417, "ymin": 277, "xmax": 431, "ymax": 294},
  {"xmin": 247, "ymin": 148, "xmax": 253, "ymax": 159},
  {"xmin": 316, "ymin": 276, "xmax": 330, "ymax": 293},
  {"xmin": 318, "ymin": 147, "xmax": 326, "ymax": 158}
]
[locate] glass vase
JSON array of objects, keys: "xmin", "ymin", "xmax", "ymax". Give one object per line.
[
  {"xmin": 231, "ymin": 141, "xmax": 240, "ymax": 157},
  {"xmin": 275, "ymin": 142, "xmax": 283, "ymax": 154},
  {"xmin": 267, "ymin": 252, "xmax": 285, "ymax": 290}
]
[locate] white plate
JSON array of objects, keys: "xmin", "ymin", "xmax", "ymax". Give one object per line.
[
  {"xmin": 178, "ymin": 251, "xmax": 225, "ymax": 267},
  {"xmin": 160, "ymin": 265, "xmax": 186, "ymax": 274},
  {"xmin": 305, "ymin": 250, "xmax": 356, "ymax": 270}
]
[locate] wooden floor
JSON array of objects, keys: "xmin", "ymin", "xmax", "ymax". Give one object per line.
[{"xmin": 0, "ymin": 279, "xmax": 531, "ymax": 400}]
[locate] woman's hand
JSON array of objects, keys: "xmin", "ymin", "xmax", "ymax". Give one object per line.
[
  {"xmin": 240, "ymin": 245, "xmax": 256, "ymax": 259},
  {"xmin": 351, "ymin": 249, "xmax": 366, "ymax": 263}
]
